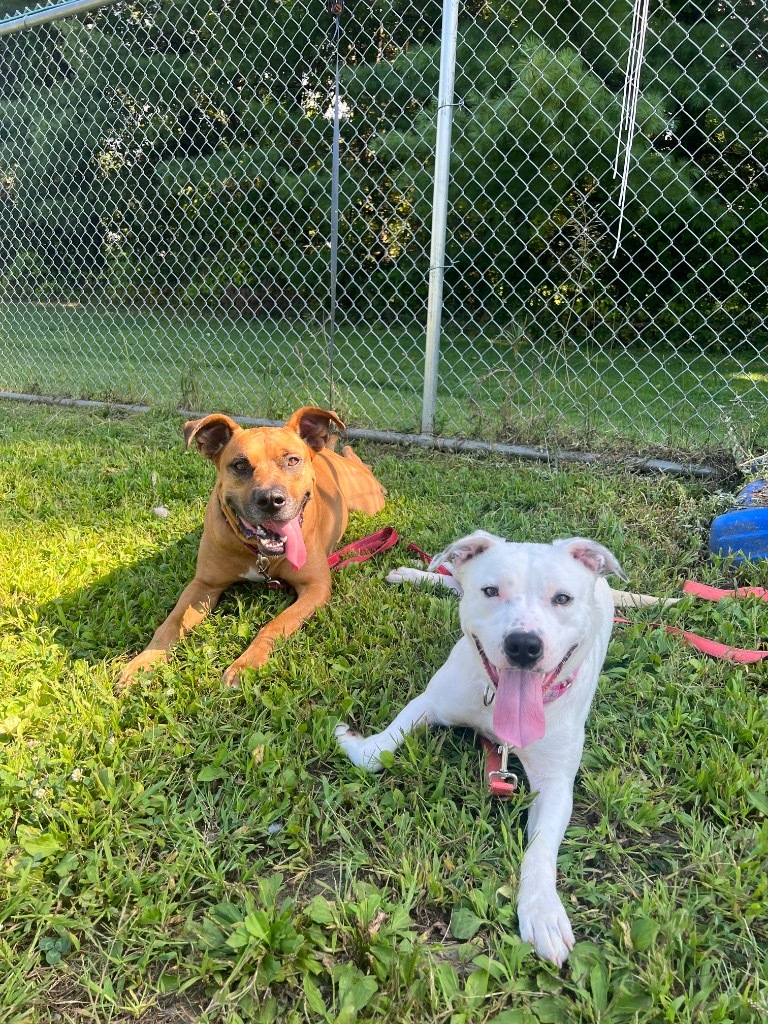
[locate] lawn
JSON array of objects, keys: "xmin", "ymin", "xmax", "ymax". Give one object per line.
[
  {"xmin": 2, "ymin": 302, "xmax": 767, "ymax": 456},
  {"xmin": 1, "ymin": 401, "xmax": 767, "ymax": 1023}
]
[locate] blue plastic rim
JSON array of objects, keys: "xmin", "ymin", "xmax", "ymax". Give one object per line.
[
  {"xmin": 710, "ymin": 506, "xmax": 768, "ymax": 564},
  {"xmin": 736, "ymin": 480, "xmax": 768, "ymax": 507}
]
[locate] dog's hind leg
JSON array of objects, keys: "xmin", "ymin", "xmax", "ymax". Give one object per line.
[
  {"xmin": 335, "ymin": 692, "xmax": 439, "ymax": 773},
  {"xmin": 340, "ymin": 444, "xmax": 364, "ymax": 465},
  {"xmin": 320, "ymin": 445, "xmax": 386, "ymax": 514}
]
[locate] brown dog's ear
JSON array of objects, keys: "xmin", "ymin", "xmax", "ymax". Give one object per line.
[
  {"xmin": 554, "ymin": 537, "xmax": 628, "ymax": 581},
  {"xmin": 284, "ymin": 406, "xmax": 346, "ymax": 452},
  {"xmin": 183, "ymin": 414, "xmax": 241, "ymax": 461},
  {"xmin": 429, "ymin": 530, "xmax": 505, "ymax": 572}
]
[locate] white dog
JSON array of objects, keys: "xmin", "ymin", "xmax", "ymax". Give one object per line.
[{"xmin": 335, "ymin": 530, "xmax": 627, "ymax": 966}]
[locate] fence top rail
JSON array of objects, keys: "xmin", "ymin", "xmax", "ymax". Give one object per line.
[{"xmin": 0, "ymin": 0, "xmax": 118, "ymax": 39}]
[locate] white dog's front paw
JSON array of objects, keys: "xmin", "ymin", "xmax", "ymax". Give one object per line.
[
  {"xmin": 334, "ymin": 723, "xmax": 384, "ymax": 773},
  {"xmin": 517, "ymin": 890, "xmax": 575, "ymax": 967},
  {"xmin": 385, "ymin": 566, "xmax": 427, "ymax": 585}
]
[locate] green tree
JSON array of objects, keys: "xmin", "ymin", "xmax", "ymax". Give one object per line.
[
  {"xmin": 0, "ymin": 0, "xmax": 764, "ymax": 347},
  {"xmin": 364, "ymin": 1, "xmax": 767, "ymax": 342},
  {"xmin": 0, "ymin": 3, "xmax": 112, "ymax": 292}
]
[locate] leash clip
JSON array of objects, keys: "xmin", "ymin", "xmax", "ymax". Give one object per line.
[
  {"xmin": 243, "ymin": 551, "xmax": 273, "ymax": 580},
  {"xmin": 326, "ymin": 0, "xmax": 343, "ymax": 14},
  {"xmin": 488, "ymin": 743, "xmax": 518, "ymax": 788}
]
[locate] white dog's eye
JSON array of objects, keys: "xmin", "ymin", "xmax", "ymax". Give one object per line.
[
  {"xmin": 552, "ymin": 592, "xmax": 572, "ymax": 606},
  {"xmin": 481, "ymin": 585, "xmax": 499, "ymax": 598}
]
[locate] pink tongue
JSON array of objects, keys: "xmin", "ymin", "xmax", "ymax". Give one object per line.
[
  {"xmin": 264, "ymin": 516, "xmax": 307, "ymax": 571},
  {"xmin": 492, "ymin": 668, "xmax": 546, "ymax": 748}
]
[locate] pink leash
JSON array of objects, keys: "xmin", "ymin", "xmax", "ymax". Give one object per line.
[
  {"xmin": 479, "ymin": 737, "xmax": 518, "ymax": 799},
  {"xmin": 681, "ymin": 580, "xmax": 768, "ymax": 602},
  {"xmin": 268, "ymin": 526, "xmax": 400, "ymax": 589},
  {"xmin": 327, "ymin": 526, "xmax": 400, "ymax": 570},
  {"xmin": 614, "ymin": 579, "xmax": 768, "ymax": 664},
  {"xmin": 405, "ymin": 541, "xmax": 453, "ymax": 574},
  {"xmin": 612, "ymin": 616, "xmax": 768, "ymax": 664}
]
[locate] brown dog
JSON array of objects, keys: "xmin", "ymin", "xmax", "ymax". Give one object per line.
[{"xmin": 119, "ymin": 406, "xmax": 386, "ymax": 687}]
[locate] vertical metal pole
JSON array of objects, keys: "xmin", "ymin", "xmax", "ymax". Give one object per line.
[
  {"xmin": 421, "ymin": 0, "xmax": 459, "ymax": 436},
  {"xmin": 327, "ymin": 3, "xmax": 343, "ymax": 411}
]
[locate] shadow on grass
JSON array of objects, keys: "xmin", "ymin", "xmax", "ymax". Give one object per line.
[{"xmin": 34, "ymin": 529, "xmax": 291, "ymax": 673}]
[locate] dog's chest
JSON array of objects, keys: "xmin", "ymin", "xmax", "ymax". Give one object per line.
[{"xmin": 240, "ymin": 566, "xmax": 269, "ymax": 583}]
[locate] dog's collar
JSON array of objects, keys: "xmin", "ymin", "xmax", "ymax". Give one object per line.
[
  {"xmin": 472, "ymin": 635, "xmax": 580, "ymax": 706},
  {"xmin": 474, "ymin": 636, "xmax": 579, "ymax": 799},
  {"xmin": 218, "ymin": 496, "xmax": 306, "ymax": 573}
]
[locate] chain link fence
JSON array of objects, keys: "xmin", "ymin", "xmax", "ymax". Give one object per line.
[{"xmin": 0, "ymin": 0, "xmax": 766, "ymax": 457}]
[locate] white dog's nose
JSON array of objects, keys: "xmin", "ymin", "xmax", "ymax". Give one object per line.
[{"xmin": 503, "ymin": 631, "xmax": 544, "ymax": 668}]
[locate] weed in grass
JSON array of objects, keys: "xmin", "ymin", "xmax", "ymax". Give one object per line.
[{"xmin": 179, "ymin": 358, "xmax": 206, "ymax": 412}]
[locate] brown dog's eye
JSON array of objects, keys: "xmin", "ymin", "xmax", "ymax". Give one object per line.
[
  {"xmin": 286, "ymin": 455, "xmax": 302, "ymax": 467},
  {"xmin": 481, "ymin": 585, "xmax": 499, "ymax": 598},
  {"xmin": 553, "ymin": 593, "xmax": 572, "ymax": 606},
  {"xmin": 229, "ymin": 459, "xmax": 250, "ymax": 475}
]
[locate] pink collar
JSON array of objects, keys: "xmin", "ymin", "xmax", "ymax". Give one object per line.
[
  {"xmin": 543, "ymin": 669, "xmax": 579, "ymax": 704},
  {"xmin": 474, "ymin": 638, "xmax": 579, "ymax": 799}
]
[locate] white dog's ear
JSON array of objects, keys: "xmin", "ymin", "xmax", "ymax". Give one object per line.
[
  {"xmin": 429, "ymin": 530, "xmax": 504, "ymax": 572},
  {"xmin": 554, "ymin": 537, "xmax": 628, "ymax": 581}
]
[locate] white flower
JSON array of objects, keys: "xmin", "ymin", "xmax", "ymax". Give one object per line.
[
  {"xmin": 324, "ymin": 99, "xmax": 352, "ymax": 121},
  {"xmin": 33, "ymin": 787, "xmax": 46, "ymax": 800},
  {"xmin": 70, "ymin": 769, "xmax": 83, "ymax": 783}
]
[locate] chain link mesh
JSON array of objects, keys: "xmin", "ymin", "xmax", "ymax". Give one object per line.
[{"xmin": 0, "ymin": 0, "xmax": 765, "ymax": 455}]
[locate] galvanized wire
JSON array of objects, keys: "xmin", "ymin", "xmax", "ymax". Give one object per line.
[{"xmin": 0, "ymin": 0, "xmax": 765, "ymax": 455}]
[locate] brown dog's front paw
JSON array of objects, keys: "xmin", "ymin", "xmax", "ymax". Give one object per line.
[
  {"xmin": 222, "ymin": 655, "xmax": 266, "ymax": 688},
  {"xmin": 223, "ymin": 639, "xmax": 273, "ymax": 687},
  {"xmin": 116, "ymin": 650, "xmax": 167, "ymax": 690},
  {"xmin": 222, "ymin": 662, "xmax": 245, "ymax": 689}
]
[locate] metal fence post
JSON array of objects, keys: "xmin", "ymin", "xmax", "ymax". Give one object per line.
[{"xmin": 421, "ymin": 0, "xmax": 459, "ymax": 437}]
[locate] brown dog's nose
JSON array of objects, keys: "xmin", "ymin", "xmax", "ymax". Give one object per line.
[
  {"xmin": 503, "ymin": 631, "xmax": 544, "ymax": 668},
  {"xmin": 252, "ymin": 487, "xmax": 287, "ymax": 514}
]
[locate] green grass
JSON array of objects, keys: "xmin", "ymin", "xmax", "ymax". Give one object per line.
[
  {"xmin": 2, "ymin": 301, "xmax": 767, "ymax": 456},
  {"xmin": 1, "ymin": 401, "xmax": 767, "ymax": 1023}
]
